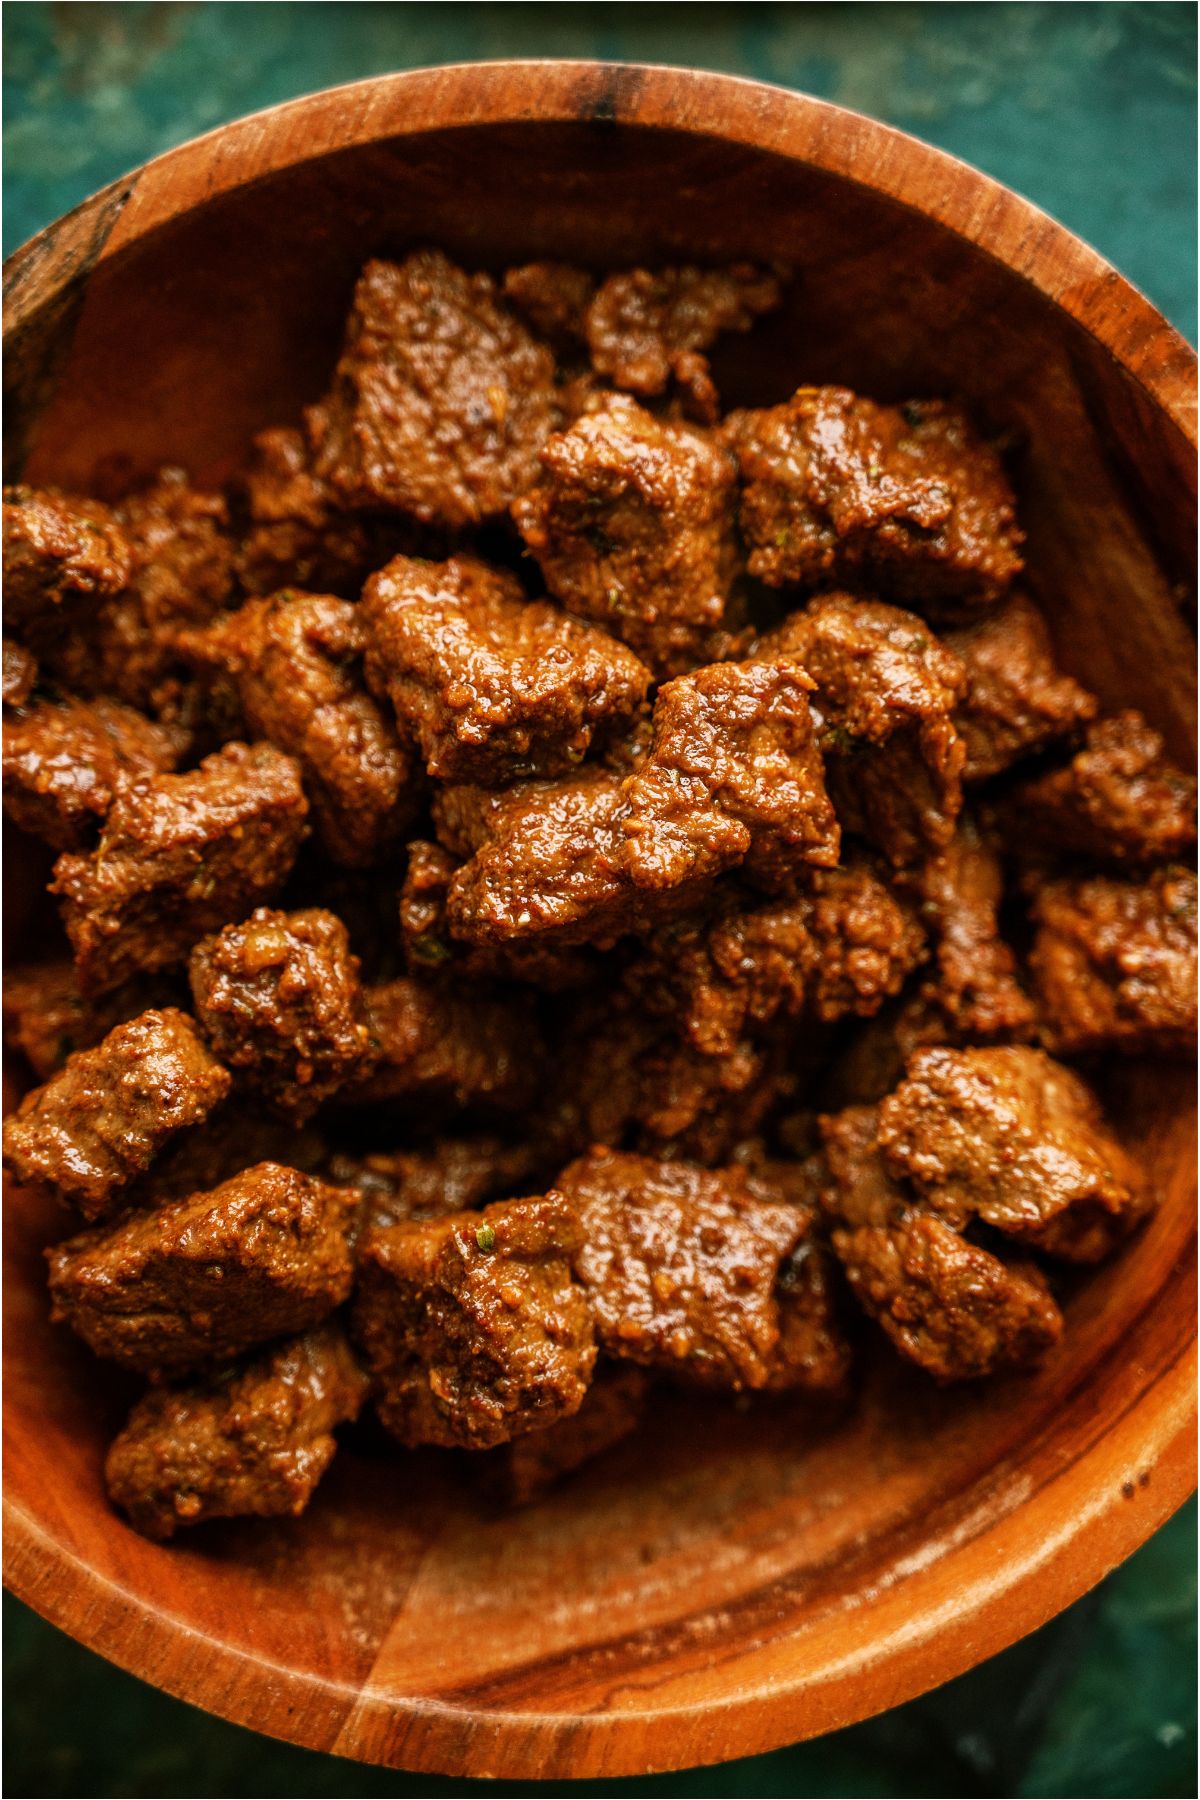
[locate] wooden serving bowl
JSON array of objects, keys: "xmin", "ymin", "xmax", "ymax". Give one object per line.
[{"xmin": 3, "ymin": 62, "xmax": 1196, "ymax": 1781}]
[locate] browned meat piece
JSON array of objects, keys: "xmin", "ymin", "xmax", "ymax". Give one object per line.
[
  {"xmin": 2, "ymin": 1008, "xmax": 229, "ymax": 1217},
  {"xmin": 3, "ymin": 694, "xmax": 180, "ymax": 850},
  {"xmin": 878, "ymin": 1046, "xmax": 1152, "ymax": 1263},
  {"xmin": 352, "ymin": 1193, "xmax": 596, "ymax": 1448},
  {"xmin": 502, "ymin": 261, "xmax": 595, "ymax": 351},
  {"xmin": 902, "ymin": 819, "xmax": 1036, "ymax": 1045},
  {"xmin": 585, "ymin": 264, "xmax": 782, "ymax": 420},
  {"xmin": 47, "ymin": 1162, "xmax": 358, "ymax": 1376},
  {"xmin": 1002, "ymin": 712, "xmax": 1197, "ymax": 868},
  {"xmin": 189, "ymin": 908, "xmax": 373, "ymax": 1122},
  {"xmin": 820, "ymin": 1104, "xmax": 1062, "ymax": 1380},
  {"xmin": 754, "ymin": 593, "xmax": 968, "ymax": 864},
  {"xmin": 1029, "ymin": 866, "xmax": 1197, "ymax": 1056},
  {"xmin": 181, "ymin": 590, "xmax": 416, "ymax": 867},
  {"xmin": 512, "ymin": 395, "xmax": 744, "ymax": 678},
  {"xmin": 343, "ymin": 977, "xmax": 542, "ymax": 1115},
  {"xmin": 360, "ymin": 552, "xmax": 650, "ymax": 784},
  {"xmin": 2, "ymin": 960, "xmax": 177, "ymax": 1081},
  {"xmin": 128, "ymin": 1101, "xmax": 327, "ymax": 1207},
  {"xmin": 399, "ymin": 838, "xmax": 595, "ymax": 990},
  {"xmin": 620, "ymin": 658, "xmax": 839, "ymax": 891},
  {"xmin": 105, "ymin": 1324, "xmax": 369, "ymax": 1540},
  {"xmin": 727, "ymin": 390, "xmax": 1023, "ymax": 611},
  {"xmin": 481, "ymin": 1362, "xmax": 649, "ymax": 1505},
  {"xmin": 43, "ymin": 470, "xmax": 237, "ymax": 715},
  {"xmin": 558, "ymin": 1150, "xmax": 806, "ymax": 1389},
  {"xmin": 626, "ymin": 862, "xmax": 926, "ymax": 1057},
  {"xmin": 3, "ymin": 638, "xmax": 38, "ymax": 707},
  {"xmin": 329, "ymin": 1135, "xmax": 543, "ymax": 1234},
  {"xmin": 2, "ymin": 484, "xmax": 132, "ymax": 635},
  {"xmin": 234, "ymin": 423, "xmax": 423, "ymax": 598},
  {"xmin": 944, "ymin": 591, "xmax": 1097, "ymax": 780},
  {"xmin": 3, "ymin": 1006, "xmax": 229, "ymax": 1214},
  {"xmin": 310, "ymin": 252, "xmax": 560, "ymax": 525},
  {"xmin": 52, "ymin": 741, "xmax": 308, "ymax": 993}
]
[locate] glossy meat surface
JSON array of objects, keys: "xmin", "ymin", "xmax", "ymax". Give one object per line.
[
  {"xmin": 945, "ymin": 591, "xmax": 1096, "ymax": 780},
  {"xmin": 3, "ymin": 693, "xmax": 180, "ymax": 850}
]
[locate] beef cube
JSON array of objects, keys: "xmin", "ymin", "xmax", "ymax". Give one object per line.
[
  {"xmin": 343, "ymin": 977, "xmax": 542, "ymax": 1115},
  {"xmin": 820, "ymin": 1104, "xmax": 1062, "ymax": 1380},
  {"xmin": 360, "ymin": 553, "xmax": 649, "ymax": 785},
  {"xmin": 1029, "ymin": 866, "xmax": 1197, "ymax": 1056},
  {"xmin": 2, "ymin": 1008, "xmax": 230, "ymax": 1217},
  {"xmin": 3, "ymin": 638, "xmax": 38, "ymax": 707},
  {"xmin": 481, "ymin": 1362, "xmax": 649, "ymax": 1505},
  {"xmin": 310, "ymin": 252, "xmax": 560, "ymax": 525},
  {"xmin": 3, "ymin": 694, "xmax": 180, "ymax": 850},
  {"xmin": 878, "ymin": 1046, "xmax": 1151, "ymax": 1263},
  {"xmin": 42, "ymin": 469, "xmax": 236, "ymax": 715},
  {"xmin": 189, "ymin": 908, "xmax": 373, "ymax": 1122},
  {"xmin": 328, "ymin": 1135, "xmax": 543, "ymax": 1235},
  {"xmin": 1002, "ymin": 712, "xmax": 1197, "ymax": 868},
  {"xmin": 512, "ymin": 395, "xmax": 744, "ymax": 677},
  {"xmin": 901, "ymin": 818, "xmax": 1036, "ymax": 1044},
  {"xmin": 2, "ymin": 960, "xmax": 177, "ymax": 1081},
  {"xmin": 181, "ymin": 590, "xmax": 417, "ymax": 867},
  {"xmin": 558, "ymin": 1150, "xmax": 806, "ymax": 1389},
  {"xmin": 754, "ymin": 593, "xmax": 968, "ymax": 864},
  {"xmin": 727, "ymin": 389, "xmax": 1023, "ymax": 610},
  {"xmin": 944, "ymin": 591, "xmax": 1096, "ymax": 780},
  {"xmin": 47, "ymin": 1162, "xmax": 358, "ymax": 1376},
  {"xmin": 352, "ymin": 1193, "xmax": 596, "ymax": 1448},
  {"xmin": 399, "ymin": 838, "xmax": 595, "ymax": 990},
  {"xmin": 2, "ymin": 484, "xmax": 132, "ymax": 635},
  {"xmin": 502, "ymin": 261, "xmax": 595, "ymax": 353},
  {"xmin": 585, "ymin": 263, "xmax": 782, "ymax": 420},
  {"xmin": 105, "ymin": 1324, "xmax": 369, "ymax": 1540},
  {"xmin": 620, "ymin": 658, "xmax": 839, "ymax": 890},
  {"xmin": 233, "ymin": 423, "xmax": 424, "ymax": 599},
  {"xmin": 52, "ymin": 741, "xmax": 308, "ymax": 993}
]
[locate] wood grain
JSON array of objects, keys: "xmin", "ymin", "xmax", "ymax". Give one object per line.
[{"xmin": 3, "ymin": 62, "xmax": 1196, "ymax": 1781}]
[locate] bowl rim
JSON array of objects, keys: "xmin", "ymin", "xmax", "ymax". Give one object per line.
[{"xmin": 3, "ymin": 58, "xmax": 1197, "ymax": 1783}]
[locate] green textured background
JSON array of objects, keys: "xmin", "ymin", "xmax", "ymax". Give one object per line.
[{"xmin": 3, "ymin": 4, "xmax": 1196, "ymax": 1796}]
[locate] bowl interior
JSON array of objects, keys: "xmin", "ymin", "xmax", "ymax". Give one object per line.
[{"xmin": 4, "ymin": 87, "xmax": 1196, "ymax": 1780}]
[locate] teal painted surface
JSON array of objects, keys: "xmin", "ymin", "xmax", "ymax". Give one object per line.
[{"xmin": 3, "ymin": 5, "xmax": 1196, "ymax": 1796}]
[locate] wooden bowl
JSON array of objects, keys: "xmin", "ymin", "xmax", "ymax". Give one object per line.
[{"xmin": 4, "ymin": 62, "xmax": 1196, "ymax": 1781}]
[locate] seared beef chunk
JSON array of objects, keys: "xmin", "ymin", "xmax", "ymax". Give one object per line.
[
  {"xmin": 1001, "ymin": 712, "xmax": 1197, "ymax": 868},
  {"xmin": 181, "ymin": 590, "xmax": 416, "ymax": 867},
  {"xmin": 329, "ymin": 1135, "xmax": 543, "ymax": 1235},
  {"xmin": 47, "ymin": 1162, "xmax": 357, "ymax": 1376},
  {"xmin": 3, "ymin": 694, "xmax": 180, "ymax": 850},
  {"xmin": 2, "ymin": 960, "xmax": 179, "ymax": 1082},
  {"xmin": 512, "ymin": 395, "xmax": 744, "ymax": 678},
  {"xmin": 753, "ymin": 593, "xmax": 968, "ymax": 863},
  {"xmin": 310, "ymin": 251, "xmax": 560, "ymax": 525},
  {"xmin": 353, "ymin": 1193, "xmax": 595, "ymax": 1448},
  {"xmin": 821, "ymin": 1104, "xmax": 1063, "ymax": 1380},
  {"xmin": 877, "ymin": 1046, "xmax": 1151, "ymax": 1262},
  {"xmin": 52, "ymin": 741, "xmax": 308, "ymax": 992},
  {"xmin": 189, "ymin": 908, "xmax": 373, "ymax": 1122},
  {"xmin": 105, "ymin": 1324, "xmax": 369, "ymax": 1539},
  {"xmin": 343, "ymin": 977, "xmax": 542, "ymax": 1114},
  {"xmin": 481, "ymin": 1362, "xmax": 649, "ymax": 1505},
  {"xmin": 944, "ymin": 591, "xmax": 1096, "ymax": 780},
  {"xmin": 399, "ymin": 838, "xmax": 595, "ymax": 990},
  {"xmin": 502, "ymin": 261, "xmax": 595, "ymax": 352},
  {"xmin": 557, "ymin": 1150, "xmax": 807, "ymax": 1389},
  {"xmin": 585, "ymin": 263, "xmax": 782, "ymax": 420},
  {"xmin": 727, "ymin": 389, "xmax": 1022, "ymax": 610},
  {"xmin": 2, "ymin": 485, "xmax": 132, "ymax": 634},
  {"xmin": 3, "ymin": 637, "xmax": 38, "ymax": 707},
  {"xmin": 2, "ymin": 1009, "xmax": 230, "ymax": 1218},
  {"xmin": 1029, "ymin": 866, "xmax": 1197, "ymax": 1056},
  {"xmin": 360, "ymin": 552, "xmax": 650, "ymax": 784}
]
